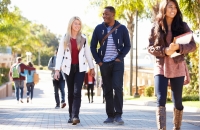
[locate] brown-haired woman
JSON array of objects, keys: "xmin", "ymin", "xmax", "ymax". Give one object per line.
[
  {"xmin": 148, "ymin": 0, "xmax": 196, "ymax": 129},
  {"xmin": 20, "ymin": 62, "xmax": 36, "ymax": 103}
]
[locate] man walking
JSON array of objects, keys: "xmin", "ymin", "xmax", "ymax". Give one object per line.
[
  {"xmin": 48, "ymin": 48, "xmax": 66, "ymax": 109},
  {"xmin": 90, "ymin": 6, "xmax": 131, "ymax": 125},
  {"xmin": 9, "ymin": 57, "xmax": 35, "ymax": 103}
]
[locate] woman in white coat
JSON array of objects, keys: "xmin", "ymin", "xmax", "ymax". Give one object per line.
[{"xmin": 54, "ymin": 16, "xmax": 95, "ymax": 125}]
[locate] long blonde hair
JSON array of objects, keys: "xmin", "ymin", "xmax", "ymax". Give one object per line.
[{"xmin": 64, "ymin": 16, "xmax": 82, "ymax": 50}]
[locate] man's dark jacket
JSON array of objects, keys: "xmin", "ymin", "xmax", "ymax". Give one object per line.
[{"xmin": 90, "ymin": 20, "xmax": 131, "ymax": 64}]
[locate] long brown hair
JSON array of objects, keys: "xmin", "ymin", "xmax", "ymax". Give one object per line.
[
  {"xmin": 28, "ymin": 62, "xmax": 33, "ymax": 75},
  {"xmin": 153, "ymin": 0, "xmax": 185, "ymax": 46}
]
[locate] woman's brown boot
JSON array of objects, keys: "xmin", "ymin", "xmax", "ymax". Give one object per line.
[
  {"xmin": 173, "ymin": 108, "xmax": 183, "ymax": 130},
  {"xmin": 156, "ymin": 106, "xmax": 166, "ymax": 130}
]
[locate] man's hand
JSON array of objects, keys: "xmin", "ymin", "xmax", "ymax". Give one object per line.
[
  {"xmin": 115, "ymin": 58, "xmax": 121, "ymax": 62},
  {"xmin": 98, "ymin": 62, "xmax": 103, "ymax": 66},
  {"xmin": 54, "ymin": 70, "xmax": 60, "ymax": 80}
]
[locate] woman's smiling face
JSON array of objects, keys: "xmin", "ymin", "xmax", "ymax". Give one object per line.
[{"xmin": 165, "ymin": 1, "xmax": 177, "ymax": 20}]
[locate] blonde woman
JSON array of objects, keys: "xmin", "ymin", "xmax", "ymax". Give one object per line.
[{"xmin": 54, "ymin": 16, "xmax": 95, "ymax": 125}]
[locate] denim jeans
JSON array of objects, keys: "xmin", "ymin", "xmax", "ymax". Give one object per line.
[
  {"xmin": 53, "ymin": 77, "xmax": 65, "ymax": 107},
  {"xmin": 14, "ymin": 80, "xmax": 24, "ymax": 101},
  {"xmin": 100, "ymin": 60, "xmax": 124, "ymax": 118},
  {"xmin": 26, "ymin": 82, "xmax": 34, "ymax": 99},
  {"xmin": 155, "ymin": 75, "xmax": 184, "ymax": 110},
  {"xmin": 65, "ymin": 64, "xmax": 85, "ymax": 119}
]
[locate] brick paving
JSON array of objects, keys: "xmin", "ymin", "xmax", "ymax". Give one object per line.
[{"xmin": 0, "ymin": 70, "xmax": 199, "ymax": 130}]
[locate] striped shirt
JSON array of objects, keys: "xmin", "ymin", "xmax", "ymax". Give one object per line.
[{"xmin": 103, "ymin": 27, "xmax": 118, "ymax": 62}]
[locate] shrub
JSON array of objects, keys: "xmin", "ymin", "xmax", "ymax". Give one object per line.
[
  {"xmin": 0, "ymin": 68, "xmax": 10, "ymax": 86},
  {"xmin": 144, "ymin": 86, "xmax": 154, "ymax": 97},
  {"xmin": 182, "ymin": 95, "xmax": 199, "ymax": 101},
  {"xmin": 39, "ymin": 66, "xmax": 43, "ymax": 70}
]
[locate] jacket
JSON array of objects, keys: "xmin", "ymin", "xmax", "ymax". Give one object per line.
[
  {"xmin": 148, "ymin": 22, "xmax": 196, "ymax": 65},
  {"xmin": 90, "ymin": 20, "xmax": 131, "ymax": 64},
  {"xmin": 9, "ymin": 63, "xmax": 35, "ymax": 81},
  {"xmin": 55, "ymin": 34, "xmax": 94, "ymax": 75},
  {"xmin": 20, "ymin": 70, "xmax": 35, "ymax": 83}
]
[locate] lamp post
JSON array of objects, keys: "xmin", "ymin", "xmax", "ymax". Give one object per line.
[{"xmin": 26, "ymin": 52, "xmax": 32, "ymax": 63}]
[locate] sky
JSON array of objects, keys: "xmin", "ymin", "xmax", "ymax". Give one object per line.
[{"xmin": 11, "ymin": 0, "xmax": 101, "ymax": 36}]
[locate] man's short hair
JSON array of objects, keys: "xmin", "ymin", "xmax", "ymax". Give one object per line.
[
  {"xmin": 16, "ymin": 57, "xmax": 22, "ymax": 62},
  {"xmin": 104, "ymin": 6, "xmax": 115, "ymax": 14}
]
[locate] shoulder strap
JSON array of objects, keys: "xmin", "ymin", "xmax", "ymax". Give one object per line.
[{"xmin": 100, "ymin": 24, "xmax": 121, "ymax": 46}]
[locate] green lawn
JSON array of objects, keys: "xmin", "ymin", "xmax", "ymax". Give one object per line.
[
  {"xmin": 124, "ymin": 96, "xmax": 156, "ymax": 101},
  {"xmin": 167, "ymin": 101, "xmax": 200, "ymax": 108},
  {"xmin": 124, "ymin": 96, "xmax": 200, "ymax": 108}
]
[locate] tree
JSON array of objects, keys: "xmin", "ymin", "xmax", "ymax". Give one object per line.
[{"xmin": 178, "ymin": 0, "xmax": 200, "ymax": 98}]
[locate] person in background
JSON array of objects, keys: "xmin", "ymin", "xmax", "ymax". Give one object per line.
[
  {"xmin": 54, "ymin": 16, "xmax": 95, "ymax": 125},
  {"xmin": 9, "ymin": 57, "xmax": 35, "ymax": 103},
  {"xmin": 148, "ymin": 0, "xmax": 196, "ymax": 129},
  {"xmin": 20, "ymin": 62, "xmax": 35, "ymax": 103},
  {"xmin": 90, "ymin": 6, "xmax": 131, "ymax": 125},
  {"xmin": 48, "ymin": 48, "xmax": 66, "ymax": 109},
  {"xmin": 84, "ymin": 70, "xmax": 96, "ymax": 103}
]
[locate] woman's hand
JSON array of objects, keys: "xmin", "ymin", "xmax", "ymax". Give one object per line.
[
  {"xmin": 54, "ymin": 70, "xmax": 60, "ymax": 80},
  {"xmin": 90, "ymin": 69, "xmax": 95, "ymax": 77},
  {"xmin": 165, "ymin": 47, "xmax": 175, "ymax": 55},
  {"xmin": 169, "ymin": 43, "xmax": 180, "ymax": 51}
]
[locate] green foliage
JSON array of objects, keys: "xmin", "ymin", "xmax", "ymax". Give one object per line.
[
  {"xmin": 184, "ymin": 44, "xmax": 199, "ymax": 95},
  {"xmin": 0, "ymin": 68, "xmax": 10, "ymax": 86},
  {"xmin": 179, "ymin": 0, "xmax": 200, "ymax": 30},
  {"xmin": 182, "ymin": 95, "xmax": 199, "ymax": 101},
  {"xmin": 0, "ymin": 1, "xmax": 58, "ymax": 65},
  {"xmin": 144, "ymin": 86, "xmax": 154, "ymax": 97}
]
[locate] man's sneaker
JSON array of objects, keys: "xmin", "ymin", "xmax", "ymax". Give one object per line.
[
  {"xmin": 55, "ymin": 106, "xmax": 60, "ymax": 109},
  {"xmin": 114, "ymin": 116, "xmax": 124, "ymax": 125},
  {"xmin": 72, "ymin": 118, "xmax": 80, "ymax": 125},
  {"xmin": 61, "ymin": 103, "xmax": 66, "ymax": 108},
  {"xmin": 68, "ymin": 118, "xmax": 72, "ymax": 123},
  {"xmin": 20, "ymin": 99, "xmax": 23, "ymax": 103},
  {"xmin": 103, "ymin": 117, "xmax": 114, "ymax": 123},
  {"xmin": 27, "ymin": 97, "xmax": 29, "ymax": 103}
]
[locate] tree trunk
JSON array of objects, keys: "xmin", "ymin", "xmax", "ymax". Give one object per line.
[{"xmin": 126, "ymin": 14, "xmax": 134, "ymax": 96}]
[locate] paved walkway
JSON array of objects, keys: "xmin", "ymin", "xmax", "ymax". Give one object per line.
[{"xmin": 0, "ymin": 70, "xmax": 199, "ymax": 130}]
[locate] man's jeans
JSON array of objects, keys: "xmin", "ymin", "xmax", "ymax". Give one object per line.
[
  {"xmin": 65, "ymin": 64, "xmax": 85, "ymax": 119},
  {"xmin": 100, "ymin": 60, "xmax": 124, "ymax": 118},
  {"xmin": 26, "ymin": 82, "xmax": 34, "ymax": 99},
  {"xmin": 155, "ymin": 75, "xmax": 184, "ymax": 110},
  {"xmin": 14, "ymin": 80, "xmax": 24, "ymax": 101},
  {"xmin": 53, "ymin": 78, "xmax": 65, "ymax": 107}
]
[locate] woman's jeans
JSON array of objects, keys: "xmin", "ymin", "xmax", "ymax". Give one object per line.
[
  {"xmin": 26, "ymin": 82, "xmax": 34, "ymax": 99},
  {"xmin": 65, "ymin": 64, "xmax": 85, "ymax": 119},
  {"xmin": 155, "ymin": 75, "xmax": 184, "ymax": 110},
  {"xmin": 14, "ymin": 80, "xmax": 24, "ymax": 101}
]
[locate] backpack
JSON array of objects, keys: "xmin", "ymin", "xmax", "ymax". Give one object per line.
[
  {"xmin": 33, "ymin": 72, "xmax": 39, "ymax": 84},
  {"xmin": 12, "ymin": 63, "xmax": 21, "ymax": 78},
  {"xmin": 51, "ymin": 56, "xmax": 54, "ymax": 64}
]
